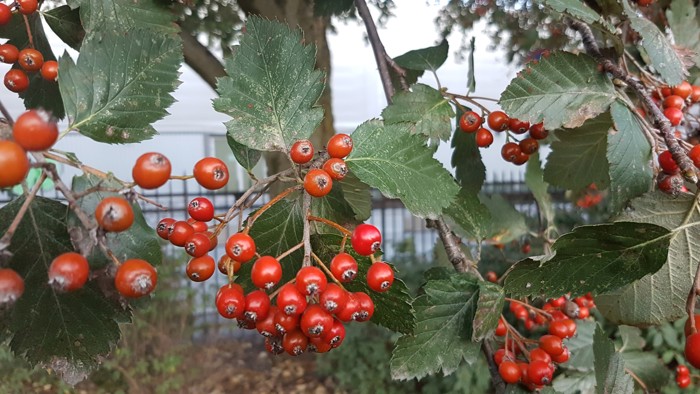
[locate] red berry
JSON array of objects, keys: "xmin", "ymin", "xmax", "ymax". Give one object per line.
[
  {"xmin": 0, "ymin": 141, "xmax": 29, "ymax": 188},
  {"xmin": 156, "ymin": 217, "xmax": 175, "ymax": 240},
  {"xmin": 486, "ymin": 271, "xmax": 498, "ymax": 283},
  {"xmin": 330, "ymin": 252, "xmax": 358, "ymax": 282},
  {"xmin": 685, "ymin": 314, "xmax": 700, "ymax": 337},
  {"xmin": 677, "ymin": 374, "xmax": 691, "ymax": 389},
  {"xmin": 215, "ymin": 284, "xmax": 245, "ymax": 319},
  {"xmin": 274, "ymin": 308, "xmax": 300, "ymax": 334},
  {"xmin": 309, "ymin": 336, "xmax": 333, "ymax": 353},
  {"xmin": 17, "ymin": 0, "xmax": 37, "ymax": 14},
  {"xmin": 264, "ymin": 337, "xmax": 283, "ymax": 355},
  {"xmin": 0, "ymin": 269, "xmax": 24, "ymax": 305},
  {"xmin": 512, "ymin": 151, "xmax": 529, "ymax": 166},
  {"xmin": 282, "ymin": 329, "xmax": 308, "ymax": 356},
  {"xmin": 290, "ymin": 139, "xmax": 314, "ymax": 164},
  {"xmin": 487, "ymin": 111, "xmax": 509, "ymax": 131},
  {"xmin": 300, "ymin": 304, "xmax": 333, "ymax": 337},
  {"xmin": 549, "ymin": 319, "xmax": 570, "ymax": 338},
  {"xmin": 351, "ymin": 223, "xmax": 382, "ymax": 256},
  {"xmin": 578, "ymin": 306, "xmax": 590, "ymax": 319},
  {"xmin": 48, "ymin": 252, "xmax": 89, "ymax": 292},
  {"xmin": 187, "ymin": 196, "xmax": 215, "ymax": 222},
  {"xmin": 366, "ymin": 261, "xmax": 394, "ymax": 292},
  {"xmin": 562, "ymin": 318, "xmax": 577, "ymax": 337},
  {"xmin": 40, "ymin": 60, "xmax": 58, "ymax": 81},
  {"xmin": 187, "ymin": 218, "xmax": 208, "ymax": 233},
  {"xmin": 551, "ymin": 347, "xmax": 570, "ymax": 363},
  {"xmin": 296, "ymin": 266, "xmax": 328, "ymax": 296},
  {"xmin": 539, "ymin": 334, "xmax": 564, "ymax": 356},
  {"xmin": 459, "ymin": 111, "xmax": 482, "ymax": 133},
  {"xmin": 475, "ymin": 128, "xmax": 494, "ymax": 148},
  {"xmin": 664, "ymin": 107, "xmax": 683, "ymax": 126},
  {"xmin": 18, "ymin": 48, "xmax": 43, "ymax": 72},
  {"xmin": 256, "ymin": 305, "xmax": 278, "ymax": 337},
  {"xmin": 115, "ymin": 259, "xmax": 157, "ymax": 298},
  {"xmin": 327, "ymin": 133, "xmax": 353, "ymax": 158},
  {"xmin": 499, "ymin": 360, "xmax": 522, "ymax": 384},
  {"xmin": 4, "ymin": 69, "xmax": 29, "ymax": 93},
  {"xmin": 132, "ymin": 152, "xmax": 171, "ymax": 189},
  {"xmin": 0, "ymin": 4, "xmax": 11, "ymax": 25},
  {"xmin": 494, "ymin": 348, "xmax": 513, "ymax": 365},
  {"xmin": 184, "ymin": 233, "xmax": 211, "ymax": 258},
  {"xmin": 322, "ymin": 158, "xmax": 348, "ymax": 180},
  {"xmin": 193, "ymin": 157, "xmax": 229, "ymax": 190},
  {"xmin": 95, "ymin": 196, "xmax": 134, "ymax": 232},
  {"xmin": 218, "ymin": 255, "xmax": 241, "ymax": 276},
  {"xmin": 336, "ymin": 292, "xmax": 360, "ymax": 322},
  {"xmin": 501, "ymin": 142, "xmax": 521, "ymax": 162},
  {"xmin": 658, "ymin": 150, "xmax": 679, "ymax": 174},
  {"xmin": 304, "ymin": 169, "xmax": 333, "ymax": 197},
  {"xmin": 251, "ymin": 256, "xmax": 282, "ymax": 290},
  {"xmin": 495, "ymin": 318, "xmax": 507, "ymax": 336},
  {"xmin": 530, "ymin": 348, "xmax": 552, "ymax": 364},
  {"xmin": 689, "ymin": 145, "xmax": 700, "ymax": 168},
  {"xmin": 225, "ymin": 233, "xmax": 256, "ymax": 262},
  {"xmin": 168, "ymin": 221, "xmax": 194, "ymax": 246},
  {"xmin": 321, "ymin": 318, "xmax": 346, "ymax": 347},
  {"xmin": 686, "ymin": 333, "xmax": 700, "ymax": 369},
  {"xmin": 186, "ymin": 255, "xmax": 215, "ymax": 282},
  {"xmin": 663, "ymin": 95, "xmax": 685, "ymax": 110},
  {"xmin": 319, "ymin": 283, "xmax": 348, "ymax": 313},
  {"xmin": 691, "ymin": 85, "xmax": 700, "ymax": 103},
  {"xmin": 677, "ymin": 365, "xmax": 690, "ymax": 376},
  {"xmin": 527, "ymin": 360, "xmax": 553, "ymax": 385},
  {"xmin": 244, "ymin": 290, "xmax": 271, "ymax": 323},
  {"xmin": 354, "ymin": 291, "xmax": 375, "ymax": 322},
  {"xmin": 529, "ymin": 122, "xmax": 548, "ymax": 140},
  {"xmin": 519, "ymin": 138, "xmax": 539, "ymax": 155},
  {"xmin": 673, "ymin": 81, "xmax": 693, "ymax": 99},
  {"xmin": 0, "ymin": 44, "xmax": 19, "ymax": 64},
  {"xmin": 509, "ymin": 118, "xmax": 530, "ymax": 134},
  {"xmin": 277, "ymin": 283, "xmax": 308, "ymax": 316}
]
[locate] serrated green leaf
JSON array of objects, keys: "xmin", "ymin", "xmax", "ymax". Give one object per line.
[
  {"xmin": 337, "ymin": 172, "xmax": 372, "ymax": 222},
  {"xmin": 310, "ymin": 182, "xmax": 357, "ymax": 233},
  {"xmin": 466, "ymin": 37, "xmax": 476, "ymax": 93},
  {"xmin": 71, "ymin": 0, "xmax": 177, "ymax": 34},
  {"xmin": 503, "ymin": 222, "xmax": 671, "ymax": 298},
  {"xmin": 444, "ymin": 188, "xmax": 491, "ymax": 241},
  {"xmin": 563, "ymin": 320, "xmax": 596, "ymax": 372},
  {"xmin": 451, "ymin": 109, "xmax": 486, "ymax": 194},
  {"xmin": 313, "ymin": 0, "xmax": 354, "ymax": 16},
  {"xmin": 544, "ymin": 113, "xmax": 611, "ymax": 191},
  {"xmin": 472, "ymin": 281, "xmax": 504, "ymax": 341},
  {"xmin": 69, "ymin": 174, "xmax": 162, "ymax": 269},
  {"xmin": 608, "ymin": 101, "xmax": 652, "ymax": 211},
  {"xmin": 382, "ymin": 83, "xmax": 455, "ymax": 142},
  {"xmin": 346, "ymin": 120, "xmax": 459, "ymax": 218},
  {"xmin": 0, "ymin": 13, "xmax": 64, "ymax": 118},
  {"xmin": 479, "ymin": 194, "xmax": 528, "ymax": 243},
  {"xmin": 618, "ymin": 326, "xmax": 645, "ymax": 352},
  {"xmin": 667, "ymin": 0, "xmax": 700, "ymax": 66},
  {"xmin": 312, "ymin": 234, "xmax": 414, "ymax": 334},
  {"xmin": 500, "ymin": 51, "xmax": 616, "ymax": 130},
  {"xmin": 393, "ymin": 39, "xmax": 449, "ymax": 72},
  {"xmin": 552, "ymin": 372, "xmax": 596, "ymax": 394},
  {"xmin": 226, "ymin": 134, "xmax": 261, "ymax": 171},
  {"xmin": 391, "ymin": 274, "xmax": 481, "ymax": 380},
  {"xmin": 593, "ymin": 325, "xmax": 634, "ymax": 394},
  {"xmin": 214, "ymin": 17, "xmax": 325, "ymax": 152},
  {"xmin": 0, "ymin": 196, "xmax": 129, "ymax": 370},
  {"xmin": 621, "ymin": 351, "xmax": 669, "ymax": 390},
  {"xmin": 539, "ymin": 0, "xmax": 616, "ymax": 33},
  {"xmin": 60, "ymin": 29, "xmax": 182, "ymax": 143},
  {"xmin": 44, "ymin": 5, "xmax": 85, "ymax": 51},
  {"xmin": 525, "ymin": 153, "xmax": 555, "ymax": 228},
  {"xmin": 596, "ymin": 191, "xmax": 700, "ymax": 326}
]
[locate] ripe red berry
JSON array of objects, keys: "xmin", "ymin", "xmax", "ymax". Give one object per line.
[
  {"xmin": 282, "ymin": 329, "xmax": 308, "ymax": 356},
  {"xmin": 578, "ymin": 306, "xmax": 590, "ymax": 319},
  {"xmin": 509, "ymin": 118, "xmax": 530, "ymax": 134},
  {"xmin": 300, "ymin": 304, "xmax": 333, "ymax": 337},
  {"xmin": 156, "ymin": 217, "xmax": 175, "ymax": 240},
  {"xmin": 330, "ymin": 253, "xmax": 358, "ymax": 282},
  {"xmin": 677, "ymin": 365, "xmax": 690, "ymax": 376},
  {"xmin": 186, "ymin": 255, "xmax": 215, "ymax": 282},
  {"xmin": 322, "ymin": 158, "xmax": 348, "ymax": 180},
  {"xmin": 256, "ymin": 305, "xmax": 278, "ymax": 337},
  {"xmin": 659, "ymin": 150, "xmax": 679, "ymax": 174},
  {"xmin": 664, "ymin": 107, "xmax": 683, "ymax": 126},
  {"xmin": 486, "ymin": 271, "xmax": 498, "ymax": 283},
  {"xmin": 519, "ymin": 138, "xmax": 539, "ymax": 155},
  {"xmin": 4, "ymin": 69, "xmax": 29, "ymax": 93},
  {"xmin": 688, "ymin": 146, "xmax": 700, "ymax": 169},
  {"xmin": 115, "ymin": 259, "xmax": 157, "ymax": 298},
  {"xmin": 562, "ymin": 318, "xmax": 577, "ymax": 337},
  {"xmin": 459, "ymin": 111, "xmax": 482, "ymax": 133},
  {"xmin": 218, "ymin": 255, "xmax": 241, "ymax": 275},
  {"xmin": 0, "ymin": 140, "xmax": 30, "ymax": 188},
  {"xmin": 512, "ymin": 151, "xmax": 529, "ymax": 166},
  {"xmin": 686, "ymin": 333, "xmax": 700, "ymax": 369},
  {"xmin": 296, "ymin": 266, "xmax": 328, "ymax": 296},
  {"xmin": 0, "ymin": 44, "xmax": 19, "ymax": 63},
  {"xmin": 12, "ymin": 110, "xmax": 58, "ymax": 152},
  {"xmin": 539, "ymin": 334, "xmax": 564, "ymax": 356},
  {"xmin": 251, "ymin": 256, "xmax": 282, "ymax": 290},
  {"xmin": 495, "ymin": 318, "xmax": 507, "ymax": 336},
  {"xmin": 186, "ymin": 218, "xmax": 208, "ymax": 233},
  {"xmin": 274, "ymin": 308, "xmax": 300, "ymax": 334},
  {"xmin": 18, "ymin": 48, "xmax": 43, "ymax": 72},
  {"xmin": 132, "ymin": 152, "xmax": 171, "ymax": 189},
  {"xmin": 0, "ymin": 268, "xmax": 24, "ymax": 305},
  {"xmin": 475, "ymin": 128, "xmax": 494, "ymax": 148},
  {"xmin": 244, "ymin": 290, "xmax": 271, "ymax": 323},
  {"xmin": 322, "ymin": 318, "xmax": 346, "ymax": 347},
  {"xmin": 309, "ymin": 336, "xmax": 333, "ymax": 353},
  {"xmin": 499, "ymin": 360, "xmax": 521, "ymax": 384},
  {"xmin": 529, "ymin": 122, "xmax": 548, "ymax": 140},
  {"xmin": 304, "ymin": 168, "xmax": 333, "ymax": 197},
  {"xmin": 501, "ymin": 142, "xmax": 521, "ymax": 162},
  {"xmin": 551, "ymin": 347, "xmax": 570, "ymax": 363},
  {"xmin": 95, "ymin": 196, "xmax": 134, "ymax": 232},
  {"xmin": 17, "ymin": 0, "xmax": 38, "ymax": 14},
  {"xmin": 685, "ymin": 314, "xmax": 700, "ymax": 337},
  {"xmin": 277, "ymin": 283, "xmax": 308, "ymax": 316},
  {"xmin": 673, "ymin": 81, "xmax": 693, "ymax": 99},
  {"xmin": 487, "ymin": 111, "xmax": 509, "ymax": 131},
  {"xmin": 48, "ymin": 252, "xmax": 90, "ymax": 292},
  {"xmin": 319, "ymin": 283, "xmax": 348, "ymax": 313},
  {"xmin": 663, "ymin": 95, "xmax": 685, "ymax": 110},
  {"xmin": 225, "ymin": 233, "xmax": 256, "ymax": 262},
  {"xmin": 290, "ymin": 139, "xmax": 314, "ymax": 164},
  {"xmin": 530, "ymin": 348, "xmax": 552, "ymax": 364},
  {"xmin": 351, "ymin": 223, "xmax": 382, "ymax": 256},
  {"xmin": 168, "ymin": 221, "xmax": 194, "ymax": 246},
  {"xmin": 327, "ymin": 133, "xmax": 353, "ymax": 158},
  {"xmin": 187, "ymin": 197, "xmax": 215, "ymax": 222},
  {"xmin": 0, "ymin": 4, "xmax": 11, "ymax": 25},
  {"xmin": 366, "ymin": 261, "xmax": 394, "ymax": 292},
  {"xmin": 336, "ymin": 292, "xmax": 360, "ymax": 322},
  {"xmin": 264, "ymin": 336, "xmax": 283, "ymax": 355},
  {"xmin": 354, "ymin": 291, "xmax": 375, "ymax": 322},
  {"xmin": 677, "ymin": 374, "xmax": 691, "ymax": 389},
  {"xmin": 691, "ymin": 85, "xmax": 700, "ymax": 103},
  {"xmin": 493, "ymin": 348, "xmax": 514, "ymax": 365},
  {"xmin": 527, "ymin": 360, "xmax": 553, "ymax": 385},
  {"xmin": 193, "ymin": 157, "xmax": 229, "ymax": 190},
  {"xmin": 549, "ymin": 319, "xmax": 571, "ymax": 338},
  {"xmin": 40, "ymin": 60, "xmax": 58, "ymax": 81},
  {"xmin": 215, "ymin": 284, "xmax": 245, "ymax": 319}
]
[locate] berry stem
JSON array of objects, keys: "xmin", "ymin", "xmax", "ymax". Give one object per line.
[
  {"xmin": 169, "ymin": 174, "xmax": 194, "ymax": 180},
  {"xmin": 443, "ymin": 91, "xmax": 491, "ymax": 115},
  {"xmin": 276, "ymin": 241, "xmax": 304, "ymax": 261},
  {"xmin": 0, "ymin": 173, "xmax": 46, "ymax": 253},
  {"xmin": 269, "ymin": 277, "xmax": 296, "ymax": 300},
  {"xmin": 505, "ymin": 297, "xmax": 553, "ymax": 320},
  {"xmin": 339, "ymin": 235, "xmax": 348, "ymax": 253},
  {"xmin": 306, "ymin": 215, "xmax": 352, "ymax": 236},
  {"xmin": 311, "ymin": 252, "xmax": 347, "ymax": 290},
  {"xmin": 625, "ymin": 367, "xmax": 648, "ymax": 392},
  {"xmin": 22, "ymin": 15, "xmax": 34, "ymax": 49},
  {"xmin": 302, "ymin": 192, "xmax": 312, "ymax": 267},
  {"xmin": 0, "ymin": 98, "xmax": 14, "ymax": 126}
]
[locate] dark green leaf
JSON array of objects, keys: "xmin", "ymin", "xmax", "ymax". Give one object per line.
[
  {"xmin": 381, "ymin": 83, "xmax": 455, "ymax": 142},
  {"xmin": 525, "ymin": 153, "xmax": 555, "ymax": 228},
  {"xmin": 346, "ymin": 120, "xmax": 459, "ymax": 218},
  {"xmin": 0, "ymin": 196, "xmax": 129, "ymax": 370},
  {"xmin": 226, "ymin": 134, "xmax": 261, "ymax": 171},
  {"xmin": 539, "ymin": 0, "xmax": 616, "ymax": 33},
  {"xmin": 503, "ymin": 222, "xmax": 671, "ymax": 298},
  {"xmin": 666, "ymin": 0, "xmax": 700, "ymax": 66},
  {"xmin": 479, "ymin": 194, "xmax": 528, "ymax": 244},
  {"xmin": 313, "ymin": 0, "xmax": 354, "ymax": 16},
  {"xmin": 552, "ymin": 372, "xmax": 596, "ymax": 394},
  {"xmin": 310, "ymin": 182, "xmax": 358, "ymax": 234},
  {"xmin": 444, "ymin": 188, "xmax": 491, "ymax": 241},
  {"xmin": 562, "ymin": 320, "xmax": 596, "ymax": 372},
  {"xmin": 44, "ymin": 5, "xmax": 85, "ymax": 50},
  {"xmin": 466, "ymin": 37, "xmax": 476, "ymax": 93},
  {"xmin": 544, "ymin": 113, "xmax": 611, "ymax": 191},
  {"xmin": 214, "ymin": 17, "xmax": 325, "ymax": 152},
  {"xmin": 337, "ymin": 172, "xmax": 372, "ymax": 222},
  {"xmin": 500, "ymin": 51, "xmax": 616, "ymax": 130},
  {"xmin": 622, "ymin": 351, "xmax": 669, "ymax": 390},
  {"xmin": 71, "ymin": 0, "xmax": 177, "ymax": 34},
  {"xmin": 391, "ymin": 274, "xmax": 481, "ymax": 380},
  {"xmin": 393, "ymin": 39, "xmax": 449, "ymax": 72},
  {"xmin": 59, "ymin": 29, "xmax": 182, "ymax": 143},
  {"xmin": 451, "ymin": 109, "xmax": 485, "ymax": 194},
  {"xmin": 472, "ymin": 281, "xmax": 504, "ymax": 341},
  {"xmin": 593, "ymin": 324, "xmax": 634, "ymax": 394}
]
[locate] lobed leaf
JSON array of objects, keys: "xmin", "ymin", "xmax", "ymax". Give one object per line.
[
  {"xmin": 70, "ymin": 0, "xmax": 177, "ymax": 34},
  {"xmin": 593, "ymin": 324, "xmax": 634, "ymax": 394},
  {"xmin": 226, "ymin": 134, "xmax": 261, "ymax": 171},
  {"xmin": 337, "ymin": 172, "xmax": 372, "ymax": 222},
  {"xmin": 44, "ymin": 5, "xmax": 85, "ymax": 50}
]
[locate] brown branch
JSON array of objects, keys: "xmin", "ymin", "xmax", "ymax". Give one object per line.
[
  {"xmin": 354, "ymin": 0, "xmax": 394, "ymax": 104},
  {"xmin": 302, "ymin": 192, "xmax": 312, "ymax": 267},
  {"xmin": 426, "ymin": 217, "xmax": 483, "ymax": 279},
  {"xmin": 179, "ymin": 30, "xmax": 227, "ymax": 91},
  {"xmin": 0, "ymin": 173, "xmax": 47, "ymax": 253},
  {"xmin": 482, "ymin": 341, "xmax": 506, "ymax": 393}
]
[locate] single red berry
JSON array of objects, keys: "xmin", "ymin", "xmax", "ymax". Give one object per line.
[
  {"xmin": 551, "ymin": 347, "xmax": 570, "ymax": 363},
  {"xmin": 215, "ymin": 284, "xmax": 245, "ymax": 319},
  {"xmin": 18, "ymin": 48, "xmax": 43, "ymax": 72},
  {"xmin": 336, "ymin": 292, "xmax": 360, "ymax": 322},
  {"xmin": 193, "ymin": 157, "xmax": 229, "ymax": 190},
  {"xmin": 677, "ymin": 374, "xmax": 691, "ymax": 389},
  {"xmin": 0, "ymin": 268, "xmax": 24, "ymax": 305},
  {"xmin": 132, "ymin": 152, "xmax": 171, "ymax": 189},
  {"xmin": 529, "ymin": 123, "xmax": 548, "ymax": 140},
  {"xmin": 244, "ymin": 289, "xmax": 271, "ymax": 323},
  {"xmin": 322, "ymin": 158, "xmax": 348, "ymax": 180},
  {"xmin": 685, "ymin": 314, "xmax": 700, "ymax": 337},
  {"xmin": 475, "ymin": 128, "xmax": 494, "ymax": 148},
  {"xmin": 660, "ymin": 86, "xmax": 672, "ymax": 97},
  {"xmin": 495, "ymin": 318, "xmax": 507, "ymax": 336},
  {"xmin": 512, "ymin": 151, "xmax": 529, "ymax": 166},
  {"xmin": 309, "ymin": 336, "xmax": 333, "ymax": 353},
  {"xmin": 549, "ymin": 319, "xmax": 570, "ymax": 339},
  {"xmin": 256, "ymin": 305, "xmax": 278, "ymax": 337},
  {"xmin": 512, "ymin": 304, "xmax": 529, "ymax": 321},
  {"xmin": 17, "ymin": 0, "xmax": 38, "ymax": 14},
  {"xmin": 686, "ymin": 333, "xmax": 700, "ymax": 369},
  {"xmin": 321, "ymin": 318, "xmax": 346, "ymax": 347},
  {"xmin": 277, "ymin": 284, "xmax": 308, "ymax": 316},
  {"xmin": 4, "ymin": 69, "xmax": 29, "ymax": 93},
  {"xmin": 95, "ymin": 196, "xmax": 134, "ymax": 232},
  {"xmin": 0, "ymin": 4, "xmax": 11, "ymax": 25},
  {"xmin": 673, "ymin": 81, "xmax": 693, "ymax": 99},
  {"xmin": 186, "ymin": 218, "xmax": 208, "ymax": 233},
  {"xmin": 300, "ymin": 304, "xmax": 333, "ymax": 337},
  {"xmin": 251, "ymin": 256, "xmax": 282, "ymax": 290},
  {"xmin": 330, "ymin": 253, "xmax": 358, "ymax": 282},
  {"xmin": 319, "ymin": 283, "xmax": 348, "ymax": 313},
  {"xmin": 539, "ymin": 334, "xmax": 564, "ymax": 356},
  {"xmin": 290, "ymin": 139, "xmax": 314, "ymax": 164},
  {"xmin": 487, "ymin": 111, "xmax": 509, "ymax": 131},
  {"xmin": 691, "ymin": 85, "xmax": 700, "ymax": 102},
  {"xmin": 688, "ymin": 145, "xmax": 700, "ymax": 168},
  {"xmin": 351, "ymin": 223, "xmax": 382, "ymax": 256},
  {"xmin": 296, "ymin": 266, "xmax": 328, "ymax": 296},
  {"xmin": 499, "ymin": 360, "xmax": 522, "ymax": 384},
  {"xmin": 115, "ymin": 259, "xmax": 157, "ymax": 298},
  {"xmin": 494, "ymin": 348, "xmax": 514, "ymax": 365},
  {"xmin": 519, "ymin": 138, "xmax": 539, "ymax": 155},
  {"xmin": 0, "ymin": 140, "xmax": 29, "ymax": 188},
  {"xmin": 12, "ymin": 109, "xmax": 58, "ymax": 152},
  {"xmin": 274, "ymin": 308, "xmax": 300, "ymax": 334},
  {"xmin": 508, "ymin": 118, "xmax": 530, "ymax": 134},
  {"xmin": 264, "ymin": 336, "xmax": 284, "ymax": 355},
  {"xmin": 366, "ymin": 261, "xmax": 394, "ymax": 292},
  {"xmin": 304, "ymin": 169, "xmax": 333, "ymax": 197},
  {"xmin": 186, "ymin": 255, "xmax": 215, "ymax": 282},
  {"xmin": 48, "ymin": 252, "xmax": 90, "ymax": 292},
  {"xmin": 225, "ymin": 233, "xmax": 256, "ymax": 262},
  {"xmin": 187, "ymin": 197, "xmax": 215, "ymax": 222},
  {"xmin": 663, "ymin": 95, "xmax": 685, "ymax": 110},
  {"xmin": 677, "ymin": 365, "xmax": 690, "ymax": 376},
  {"xmin": 327, "ymin": 133, "xmax": 353, "ymax": 158},
  {"xmin": 530, "ymin": 348, "xmax": 552, "ymax": 364},
  {"xmin": 0, "ymin": 44, "xmax": 19, "ymax": 64},
  {"xmin": 184, "ymin": 233, "xmax": 211, "ymax": 258},
  {"xmin": 459, "ymin": 111, "xmax": 482, "ymax": 133},
  {"xmin": 550, "ymin": 296, "xmax": 566, "ymax": 308},
  {"xmin": 282, "ymin": 329, "xmax": 308, "ymax": 356},
  {"xmin": 218, "ymin": 255, "xmax": 241, "ymax": 275},
  {"xmin": 528, "ymin": 360, "xmax": 553, "ymax": 385},
  {"xmin": 40, "ymin": 60, "xmax": 58, "ymax": 81},
  {"xmin": 501, "ymin": 142, "xmax": 521, "ymax": 162},
  {"xmin": 577, "ymin": 306, "xmax": 590, "ymax": 319},
  {"xmin": 156, "ymin": 217, "xmax": 175, "ymax": 240},
  {"xmin": 354, "ymin": 291, "xmax": 374, "ymax": 322},
  {"xmin": 168, "ymin": 221, "xmax": 194, "ymax": 246},
  {"xmin": 664, "ymin": 107, "xmax": 683, "ymax": 126}
]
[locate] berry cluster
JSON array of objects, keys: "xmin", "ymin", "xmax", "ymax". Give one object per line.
[
  {"xmin": 458, "ymin": 110, "xmax": 548, "ymax": 166},
  {"xmin": 676, "ymin": 364, "xmax": 691, "ymax": 389},
  {"xmin": 293, "ymin": 133, "xmax": 352, "ymax": 198},
  {"xmin": 0, "ymin": 109, "xmax": 57, "ymax": 188}
]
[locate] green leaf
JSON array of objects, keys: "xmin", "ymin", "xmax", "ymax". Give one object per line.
[
  {"xmin": 0, "ymin": 196, "xmax": 129, "ymax": 370},
  {"xmin": 337, "ymin": 172, "xmax": 372, "ymax": 222},
  {"xmin": 68, "ymin": 174, "xmax": 162, "ymax": 269},
  {"xmin": 472, "ymin": 281, "xmax": 504, "ymax": 341},
  {"xmin": 71, "ymin": 0, "xmax": 177, "ymax": 34},
  {"xmin": 0, "ymin": 13, "xmax": 64, "ymax": 118},
  {"xmin": 391, "ymin": 274, "xmax": 481, "ymax": 380},
  {"xmin": 59, "ymin": 29, "xmax": 182, "ymax": 143},
  {"xmin": 226, "ymin": 134, "xmax": 261, "ymax": 171},
  {"xmin": 622, "ymin": 351, "xmax": 669, "ymax": 390},
  {"xmin": 607, "ymin": 101, "xmax": 653, "ymax": 211},
  {"xmin": 593, "ymin": 325, "xmax": 634, "ymax": 394},
  {"xmin": 618, "ymin": 326, "xmax": 645, "ymax": 352},
  {"xmin": 444, "ymin": 188, "xmax": 491, "ymax": 241},
  {"xmin": 310, "ymin": 182, "xmax": 357, "ymax": 233},
  {"xmin": 313, "ymin": 0, "xmax": 354, "ymax": 16},
  {"xmin": 451, "ymin": 109, "xmax": 486, "ymax": 194},
  {"xmin": 346, "ymin": 120, "xmax": 459, "ymax": 218},
  {"xmin": 596, "ymin": 191, "xmax": 700, "ymax": 325},
  {"xmin": 666, "ymin": 0, "xmax": 700, "ymax": 66},
  {"xmin": 503, "ymin": 222, "xmax": 671, "ymax": 298},
  {"xmin": 544, "ymin": 113, "xmax": 611, "ymax": 191},
  {"xmin": 381, "ymin": 83, "xmax": 455, "ymax": 142},
  {"xmin": 552, "ymin": 372, "xmax": 596, "ymax": 394},
  {"xmin": 525, "ymin": 153, "xmax": 555, "ymax": 228},
  {"xmin": 622, "ymin": 0, "xmax": 687, "ymax": 86},
  {"xmin": 479, "ymin": 194, "xmax": 528, "ymax": 244},
  {"xmin": 214, "ymin": 17, "xmax": 325, "ymax": 152},
  {"xmin": 43, "ymin": 5, "xmax": 85, "ymax": 51},
  {"xmin": 500, "ymin": 51, "xmax": 616, "ymax": 130},
  {"xmin": 393, "ymin": 39, "xmax": 449, "ymax": 72},
  {"xmin": 563, "ymin": 320, "xmax": 596, "ymax": 372},
  {"xmin": 466, "ymin": 37, "xmax": 476, "ymax": 93},
  {"xmin": 539, "ymin": 0, "xmax": 616, "ymax": 33},
  {"xmin": 312, "ymin": 234, "xmax": 414, "ymax": 334}
]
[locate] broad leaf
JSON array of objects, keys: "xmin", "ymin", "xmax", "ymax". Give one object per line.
[
  {"xmin": 500, "ymin": 51, "xmax": 616, "ymax": 130},
  {"xmin": 44, "ymin": 5, "xmax": 85, "ymax": 50},
  {"xmin": 597, "ymin": 191, "xmax": 700, "ymax": 325},
  {"xmin": 337, "ymin": 172, "xmax": 372, "ymax": 222},
  {"xmin": 525, "ymin": 153, "xmax": 555, "ymax": 228},
  {"xmin": 621, "ymin": 351, "xmax": 669, "ymax": 390},
  {"xmin": 59, "ymin": 29, "xmax": 182, "ymax": 143},
  {"xmin": 552, "ymin": 372, "xmax": 596, "ymax": 394},
  {"xmin": 618, "ymin": 326, "xmax": 645, "ymax": 352},
  {"xmin": 539, "ymin": 0, "xmax": 616, "ymax": 33},
  {"xmin": 226, "ymin": 134, "xmax": 261, "ymax": 171},
  {"xmin": 562, "ymin": 320, "xmax": 596, "ymax": 372},
  {"xmin": 503, "ymin": 222, "xmax": 671, "ymax": 298},
  {"xmin": 451, "ymin": 109, "xmax": 486, "ymax": 194},
  {"xmin": 214, "ymin": 17, "xmax": 325, "ymax": 152},
  {"xmin": 593, "ymin": 325, "xmax": 634, "ymax": 394},
  {"xmin": 622, "ymin": 0, "xmax": 687, "ymax": 86},
  {"xmin": 444, "ymin": 188, "xmax": 492, "ymax": 241},
  {"xmin": 544, "ymin": 113, "xmax": 611, "ymax": 191},
  {"xmin": 479, "ymin": 194, "xmax": 528, "ymax": 243},
  {"xmin": 472, "ymin": 281, "xmax": 504, "ymax": 341},
  {"xmin": 312, "ymin": 234, "xmax": 414, "ymax": 334},
  {"xmin": 393, "ymin": 39, "xmax": 449, "ymax": 72},
  {"xmin": 310, "ymin": 182, "xmax": 358, "ymax": 233},
  {"xmin": 391, "ymin": 274, "xmax": 481, "ymax": 380},
  {"xmin": 666, "ymin": 0, "xmax": 700, "ymax": 66},
  {"xmin": 382, "ymin": 83, "xmax": 455, "ymax": 142},
  {"xmin": 346, "ymin": 120, "xmax": 459, "ymax": 218},
  {"xmin": 607, "ymin": 101, "xmax": 652, "ymax": 211},
  {"xmin": 69, "ymin": 0, "xmax": 177, "ymax": 34},
  {"xmin": 0, "ymin": 197, "xmax": 129, "ymax": 370}
]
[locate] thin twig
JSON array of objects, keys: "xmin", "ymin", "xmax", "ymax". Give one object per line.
[
  {"xmin": 311, "ymin": 252, "xmax": 346, "ymax": 289},
  {"xmin": 307, "ymin": 215, "xmax": 353, "ymax": 235},
  {"xmin": 22, "ymin": 15, "xmax": 34, "ymax": 49},
  {"xmin": 0, "ymin": 99, "xmax": 14, "ymax": 126},
  {"xmin": 0, "ymin": 173, "xmax": 47, "ymax": 251},
  {"xmin": 276, "ymin": 241, "xmax": 304, "ymax": 261},
  {"xmin": 354, "ymin": 0, "xmax": 394, "ymax": 103},
  {"xmin": 302, "ymin": 192, "xmax": 312, "ymax": 267}
]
